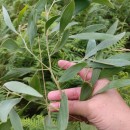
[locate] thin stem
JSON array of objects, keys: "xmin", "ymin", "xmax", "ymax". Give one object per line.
[
  {"xmin": 19, "ymin": 34, "xmax": 49, "ymax": 70},
  {"xmin": 38, "ymin": 37, "xmax": 49, "ymax": 108}
]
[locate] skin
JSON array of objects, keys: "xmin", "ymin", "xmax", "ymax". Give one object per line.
[{"xmin": 48, "ymin": 60, "xmax": 130, "ymax": 130}]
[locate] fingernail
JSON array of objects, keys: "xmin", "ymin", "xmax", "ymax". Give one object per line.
[{"xmin": 49, "ymin": 103, "xmax": 60, "ymax": 111}]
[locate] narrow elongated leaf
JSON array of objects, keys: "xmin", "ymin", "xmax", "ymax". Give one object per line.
[
  {"xmin": 2, "ymin": 6, "xmax": 18, "ymax": 34},
  {"xmin": 96, "ymin": 79, "xmax": 130, "ymax": 94},
  {"xmin": 74, "ymin": 0, "xmax": 90, "ymax": 14},
  {"xmin": 2, "ymin": 38, "xmax": 19, "ymax": 52},
  {"xmin": 17, "ymin": 5, "xmax": 29, "ymax": 25},
  {"xmin": 86, "ymin": 40, "xmax": 96, "ymax": 55},
  {"xmin": 44, "ymin": 116, "xmax": 57, "ymax": 130},
  {"xmin": 28, "ymin": 0, "xmax": 46, "ymax": 44},
  {"xmin": 69, "ymin": 33, "xmax": 114, "ymax": 40},
  {"xmin": 0, "ymin": 68, "xmax": 33, "ymax": 81},
  {"xmin": 59, "ymin": 62, "xmax": 87, "ymax": 82},
  {"xmin": 53, "ymin": 30, "xmax": 69, "ymax": 54},
  {"xmin": 28, "ymin": 10, "xmax": 37, "ymax": 45},
  {"xmin": 93, "ymin": 0, "xmax": 114, "ymax": 8},
  {"xmin": 99, "ymin": 68, "xmax": 122, "ymax": 80},
  {"xmin": 9, "ymin": 109, "xmax": 23, "ymax": 130},
  {"xmin": 60, "ymin": 0, "xmax": 75, "ymax": 33},
  {"xmin": 4, "ymin": 81, "xmax": 43, "ymax": 97},
  {"xmin": 57, "ymin": 93, "xmax": 69, "ymax": 130},
  {"xmin": 88, "ymin": 61, "xmax": 113, "ymax": 68},
  {"xmin": 51, "ymin": 22, "xmax": 78, "ymax": 33},
  {"xmin": 109, "ymin": 53, "xmax": 130, "ymax": 60},
  {"xmin": 45, "ymin": 15, "xmax": 59, "ymax": 33},
  {"xmin": 30, "ymin": 74, "xmax": 42, "ymax": 93},
  {"xmin": 85, "ymin": 32, "xmax": 125, "ymax": 58},
  {"xmin": 0, "ymin": 98, "xmax": 21, "ymax": 122},
  {"xmin": 80, "ymin": 82, "xmax": 93, "ymax": 101},
  {"xmin": 107, "ymin": 20, "xmax": 118, "ymax": 34},
  {"xmin": 91, "ymin": 59, "xmax": 130, "ymax": 67},
  {"xmin": 90, "ymin": 69, "xmax": 101, "ymax": 86},
  {"xmin": 84, "ymin": 24, "xmax": 106, "ymax": 32}
]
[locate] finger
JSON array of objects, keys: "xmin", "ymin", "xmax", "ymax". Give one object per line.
[
  {"xmin": 58, "ymin": 60, "xmax": 92, "ymax": 81},
  {"xmin": 48, "ymin": 87, "xmax": 81, "ymax": 101},
  {"xmin": 49, "ymin": 100, "xmax": 89, "ymax": 118},
  {"xmin": 92, "ymin": 78, "xmax": 110, "ymax": 95}
]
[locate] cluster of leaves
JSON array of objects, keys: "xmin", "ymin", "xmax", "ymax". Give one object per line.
[{"xmin": 0, "ymin": 0, "xmax": 130, "ymax": 130}]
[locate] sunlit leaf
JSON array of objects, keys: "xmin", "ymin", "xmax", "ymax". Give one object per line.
[
  {"xmin": 2, "ymin": 6, "xmax": 18, "ymax": 34},
  {"xmin": 60, "ymin": 0, "xmax": 75, "ymax": 33},
  {"xmin": 57, "ymin": 93, "xmax": 69, "ymax": 130},
  {"xmin": 9, "ymin": 109, "xmax": 23, "ymax": 130},
  {"xmin": 0, "ymin": 98, "xmax": 21, "ymax": 122},
  {"xmin": 96, "ymin": 79, "xmax": 130, "ymax": 94},
  {"xmin": 86, "ymin": 40, "xmax": 96, "ymax": 55},
  {"xmin": 84, "ymin": 24, "xmax": 106, "ymax": 32},
  {"xmin": 4, "ymin": 81, "xmax": 43, "ymax": 97},
  {"xmin": 85, "ymin": 32, "xmax": 125, "ymax": 58},
  {"xmin": 69, "ymin": 33, "xmax": 114, "ymax": 40},
  {"xmin": 59, "ymin": 62, "xmax": 87, "ymax": 82},
  {"xmin": 106, "ymin": 20, "xmax": 118, "ymax": 34},
  {"xmin": 109, "ymin": 53, "xmax": 130, "ymax": 60},
  {"xmin": 80, "ymin": 82, "xmax": 93, "ymax": 101}
]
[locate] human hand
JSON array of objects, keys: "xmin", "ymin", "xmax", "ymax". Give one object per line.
[{"xmin": 48, "ymin": 60, "xmax": 130, "ymax": 130}]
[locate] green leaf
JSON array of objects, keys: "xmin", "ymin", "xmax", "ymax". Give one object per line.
[
  {"xmin": 0, "ymin": 68, "xmax": 34, "ymax": 81},
  {"xmin": 2, "ymin": 6, "xmax": 18, "ymax": 34},
  {"xmin": 86, "ymin": 40, "xmax": 96, "ymax": 55},
  {"xmin": 74, "ymin": 0, "xmax": 90, "ymax": 14},
  {"xmin": 45, "ymin": 15, "xmax": 59, "ymax": 33},
  {"xmin": 80, "ymin": 82, "xmax": 93, "ymax": 101},
  {"xmin": 28, "ymin": 10, "xmax": 37, "ymax": 45},
  {"xmin": 96, "ymin": 79, "xmax": 130, "ymax": 94},
  {"xmin": 17, "ymin": 5, "xmax": 29, "ymax": 25},
  {"xmin": 59, "ymin": 62, "xmax": 87, "ymax": 82},
  {"xmin": 99, "ymin": 68, "xmax": 122, "ymax": 80},
  {"xmin": 60, "ymin": 0, "xmax": 75, "ymax": 33},
  {"xmin": 28, "ymin": 0, "xmax": 46, "ymax": 44},
  {"xmin": 93, "ymin": 0, "xmax": 114, "ymax": 9},
  {"xmin": 109, "ymin": 53, "xmax": 130, "ymax": 60},
  {"xmin": 106, "ymin": 20, "xmax": 118, "ymax": 34},
  {"xmin": 4, "ymin": 81, "xmax": 43, "ymax": 97},
  {"xmin": 91, "ymin": 59, "xmax": 130, "ymax": 67},
  {"xmin": 85, "ymin": 32, "xmax": 125, "ymax": 58},
  {"xmin": 69, "ymin": 33, "xmax": 114, "ymax": 40},
  {"xmin": 51, "ymin": 21, "xmax": 78, "ymax": 33},
  {"xmin": 84, "ymin": 24, "xmax": 106, "ymax": 32},
  {"xmin": 2, "ymin": 38, "xmax": 19, "ymax": 52},
  {"xmin": 90, "ymin": 69, "xmax": 101, "ymax": 86},
  {"xmin": 53, "ymin": 29, "xmax": 69, "ymax": 54},
  {"xmin": 57, "ymin": 93, "xmax": 69, "ymax": 130},
  {"xmin": 0, "ymin": 98, "xmax": 21, "ymax": 122},
  {"xmin": 44, "ymin": 116, "xmax": 57, "ymax": 130},
  {"xmin": 9, "ymin": 109, "xmax": 23, "ymax": 130},
  {"xmin": 88, "ymin": 61, "xmax": 113, "ymax": 68},
  {"xmin": 30, "ymin": 74, "xmax": 42, "ymax": 94}
]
